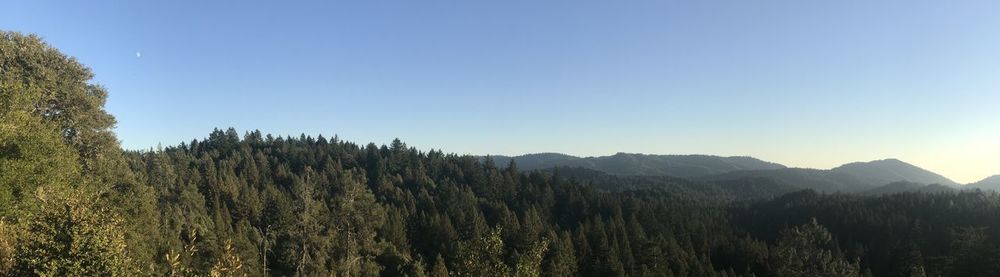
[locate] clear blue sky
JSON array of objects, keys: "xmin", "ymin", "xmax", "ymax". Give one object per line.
[{"xmin": 4, "ymin": 0, "xmax": 999, "ymax": 183}]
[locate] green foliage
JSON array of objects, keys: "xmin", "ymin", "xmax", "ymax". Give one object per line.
[
  {"xmin": 1, "ymin": 30, "xmax": 159, "ymax": 275},
  {"xmin": 13, "ymin": 187, "xmax": 138, "ymax": 276},
  {"xmin": 1, "ymin": 77, "xmax": 139, "ymax": 275},
  {"xmin": 0, "ymin": 220, "xmax": 16, "ymax": 274},
  {"xmin": 513, "ymin": 237, "xmax": 549, "ymax": 277},
  {"xmin": 456, "ymin": 226, "xmax": 510, "ymax": 277},
  {"xmin": 329, "ymin": 169, "xmax": 385, "ymax": 276},
  {"xmin": 210, "ymin": 240, "xmax": 247, "ymax": 277},
  {"xmin": 0, "ymin": 80, "xmax": 81, "ymax": 220},
  {"xmin": 0, "ymin": 31, "xmax": 118, "ymax": 170}
]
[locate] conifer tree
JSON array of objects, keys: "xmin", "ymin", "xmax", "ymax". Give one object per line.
[{"xmin": 772, "ymin": 219, "xmax": 861, "ymax": 277}]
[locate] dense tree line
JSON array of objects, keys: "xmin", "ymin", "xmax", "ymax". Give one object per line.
[
  {"xmin": 122, "ymin": 130, "xmax": 1000, "ymax": 277},
  {"xmin": 7, "ymin": 30, "xmax": 1000, "ymax": 276},
  {"xmin": 124, "ymin": 130, "xmax": 729, "ymax": 276},
  {"xmin": 731, "ymin": 190, "xmax": 1000, "ymax": 276}
]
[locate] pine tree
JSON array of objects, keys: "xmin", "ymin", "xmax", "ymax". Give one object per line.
[
  {"xmin": 210, "ymin": 240, "xmax": 247, "ymax": 277},
  {"xmin": 514, "ymin": 237, "xmax": 549, "ymax": 277},
  {"xmin": 430, "ymin": 254, "xmax": 450, "ymax": 277},
  {"xmin": 772, "ymin": 219, "xmax": 861, "ymax": 277},
  {"xmin": 332, "ymin": 169, "xmax": 386, "ymax": 276}
]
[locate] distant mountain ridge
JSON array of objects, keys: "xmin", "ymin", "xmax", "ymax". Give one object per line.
[
  {"xmin": 967, "ymin": 175, "xmax": 1000, "ymax": 191},
  {"xmin": 487, "ymin": 153, "xmax": 786, "ymax": 178},
  {"xmin": 702, "ymin": 159, "xmax": 959, "ymax": 193},
  {"xmin": 699, "ymin": 167, "xmax": 870, "ymax": 192},
  {"xmin": 488, "ymin": 153, "xmax": 970, "ymax": 193}
]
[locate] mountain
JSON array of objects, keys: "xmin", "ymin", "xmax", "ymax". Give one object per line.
[
  {"xmin": 488, "ymin": 153, "xmax": 581, "ymax": 170},
  {"xmin": 832, "ymin": 159, "xmax": 959, "ymax": 187},
  {"xmin": 490, "ymin": 153, "xmax": 958, "ymax": 194},
  {"xmin": 701, "ymin": 159, "xmax": 956, "ymax": 193},
  {"xmin": 967, "ymin": 175, "xmax": 1000, "ymax": 191},
  {"xmin": 488, "ymin": 153, "xmax": 786, "ymax": 178}
]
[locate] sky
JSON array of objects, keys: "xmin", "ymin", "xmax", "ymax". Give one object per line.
[{"xmin": 3, "ymin": 0, "xmax": 999, "ymax": 183}]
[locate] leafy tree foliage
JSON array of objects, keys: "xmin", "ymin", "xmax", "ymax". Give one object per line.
[
  {"xmin": 14, "ymin": 187, "xmax": 138, "ymax": 276},
  {"xmin": 0, "ymin": 32, "xmax": 117, "ymax": 169},
  {"xmin": 1, "ymin": 31, "xmax": 155, "ymax": 275}
]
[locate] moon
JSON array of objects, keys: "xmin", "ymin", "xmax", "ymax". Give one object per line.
[{"xmin": 135, "ymin": 52, "xmax": 142, "ymax": 58}]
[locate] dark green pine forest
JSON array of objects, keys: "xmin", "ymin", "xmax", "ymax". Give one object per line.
[{"xmin": 5, "ymin": 31, "xmax": 1000, "ymax": 277}]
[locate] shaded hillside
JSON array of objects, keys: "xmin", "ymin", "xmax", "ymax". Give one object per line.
[
  {"xmin": 731, "ymin": 190, "xmax": 1000, "ymax": 277},
  {"xmin": 699, "ymin": 168, "xmax": 870, "ymax": 193},
  {"xmin": 489, "ymin": 153, "xmax": 785, "ymax": 178},
  {"xmin": 864, "ymin": 181, "xmax": 957, "ymax": 195},
  {"xmin": 702, "ymin": 159, "xmax": 958, "ymax": 193},
  {"xmin": 543, "ymin": 167, "xmax": 800, "ymax": 200}
]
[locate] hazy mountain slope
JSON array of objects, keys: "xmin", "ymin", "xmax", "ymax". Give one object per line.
[
  {"xmin": 488, "ymin": 153, "xmax": 786, "ymax": 178},
  {"xmin": 491, "ymin": 154, "xmax": 960, "ymax": 194},
  {"xmin": 488, "ymin": 153, "xmax": 582, "ymax": 169},
  {"xmin": 832, "ymin": 159, "xmax": 958, "ymax": 187},
  {"xmin": 967, "ymin": 175, "xmax": 1000, "ymax": 191},
  {"xmin": 700, "ymin": 168, "xmax": 871, "ymax": 193},
  {"xmin": 542, "ymin": 166, "xmax": 800, "ymax": 200},
  {"xmin": 704, "ymin": 159, "xmax": 958, "ymax": 193},
  {"xmin": 864, "ymin": 181, "xmax": 957, "ymax": 195}
]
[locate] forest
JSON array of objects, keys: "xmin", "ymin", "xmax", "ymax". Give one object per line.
[{"xmin": 5, "ymin": 31, "xmax": 1000, "ymax": 277}]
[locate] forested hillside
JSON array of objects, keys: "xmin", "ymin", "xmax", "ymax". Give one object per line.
[
  {"xmin": 123, "ymin": 130, "xmax": 1000, "ymax": 276},
  {"xmin": 700, "ymin": 160, "xmax": 961, "ymax": 194},
  {"xmin": 494, "ymin": 154, "xmax": 965, "ymax": 194},
  {"xmin": 6, "ymin": 31, "xmax": 1000, "ymax": 276},
  {"xmin": 489, "ymin": 153, "xmax": 786, "ymax": 178},
  {"xmin": 126, "ymin": 129, "xmax": 735, "ymax": 276}
]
